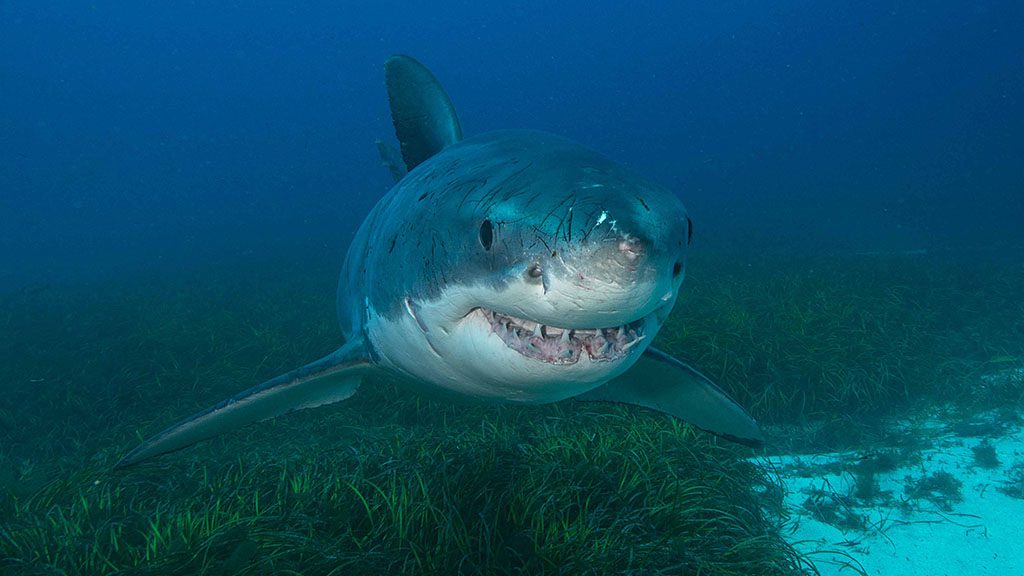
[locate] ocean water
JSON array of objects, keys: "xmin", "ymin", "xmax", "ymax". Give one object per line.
[{"xmin": 1, "ymin": 2, "xmax": 1022, "ymax": 575}]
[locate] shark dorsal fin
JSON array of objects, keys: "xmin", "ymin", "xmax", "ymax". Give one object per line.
[{"xmin": 384, "ymin": 55, "xmax": 463, "ymax": 172}]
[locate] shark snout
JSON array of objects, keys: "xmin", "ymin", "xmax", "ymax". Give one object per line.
[
  {"xmin": 587, "ymin": 232, "xmax": 658, "ymax": 279},
  {"xmin": 532, "ymin": 233, "xmax": 669, "ymax": 316}
]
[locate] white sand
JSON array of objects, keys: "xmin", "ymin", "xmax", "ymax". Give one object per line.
[{"xmin": 768, "ymin": 411, "xmax": 1024, "ymax": 575}]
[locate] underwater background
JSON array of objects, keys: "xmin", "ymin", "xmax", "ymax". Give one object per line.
[{"xmin": 1, "ymin": 1, "xmax": 1022, "ymax": 575}]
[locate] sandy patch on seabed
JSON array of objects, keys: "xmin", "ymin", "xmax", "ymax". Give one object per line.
[{"xmin": 768, "ymin": 370, "xmax": 1024, "ymax": 575}]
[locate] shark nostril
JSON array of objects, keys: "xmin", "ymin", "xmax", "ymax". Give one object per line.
[{"xmin": 526, "ymin": 263, "xmax": 549, "ymax": 291}]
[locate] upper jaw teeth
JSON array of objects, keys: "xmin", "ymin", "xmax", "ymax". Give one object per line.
[{"xmin": 474, "ymin": 307, "xmax": 647, "ymax": 365}]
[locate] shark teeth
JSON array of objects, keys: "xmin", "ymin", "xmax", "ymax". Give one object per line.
[{"xmin": 474, "ymin": 308, "xmax": 647, "ymax": 365}]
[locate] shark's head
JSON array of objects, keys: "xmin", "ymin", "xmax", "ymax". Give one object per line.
[{"xmin": 365, "ymin": 131, "xmax": 692, "ymax": 403}]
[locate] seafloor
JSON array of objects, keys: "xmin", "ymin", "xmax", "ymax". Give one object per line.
[{"xmin": 0, "ymin": 251, "xmax": 1020, "ymax": 575}]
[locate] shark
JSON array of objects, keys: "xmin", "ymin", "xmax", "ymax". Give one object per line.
[{"xmin": 117, "ymin": 55, "xmax": 764, "ymax": 467}]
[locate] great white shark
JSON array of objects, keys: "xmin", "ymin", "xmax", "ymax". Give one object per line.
[{"xmin": 117, "ymin": 55, "xmax": 764, "ymax": 467}]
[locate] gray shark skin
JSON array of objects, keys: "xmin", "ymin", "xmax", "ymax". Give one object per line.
[{"xmin": 117, "ymin": 55, "xmax": 764, "ymax": 467}]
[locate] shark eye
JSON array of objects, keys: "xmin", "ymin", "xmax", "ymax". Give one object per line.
[{"xmin": 479, "ymin": 219, "xmax": 494, "ymax": 250}]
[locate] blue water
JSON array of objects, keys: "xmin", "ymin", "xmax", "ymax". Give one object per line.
[
  {"xmin": 2, "ymin": 1, "xmax": 1020, "ymax": 291},
  {"xmin": 2, "ymin": 4, "xmax": 1023, "ymax": 574}
]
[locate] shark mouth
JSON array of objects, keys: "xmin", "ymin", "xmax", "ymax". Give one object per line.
[{"xmin": 472, "ymin": 307, "xmax": 647, "ymax": 365}]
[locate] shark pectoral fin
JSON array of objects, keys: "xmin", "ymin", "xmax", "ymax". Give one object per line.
[
  {"xmin": 116, "ymin": 337, "xmax": 374, "ymax": 467},
  {"xmin": 384, "ymin": 54, "xmax": 463, "ymax": 171},
  {"xmin": 576, "ymin": 347, "xmax": 765, "ymax": 448}
]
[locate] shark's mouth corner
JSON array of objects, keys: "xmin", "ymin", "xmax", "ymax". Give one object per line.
[{"xmin": 469, "ymin": 307, "xmax": 647, "ymax": 365}]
